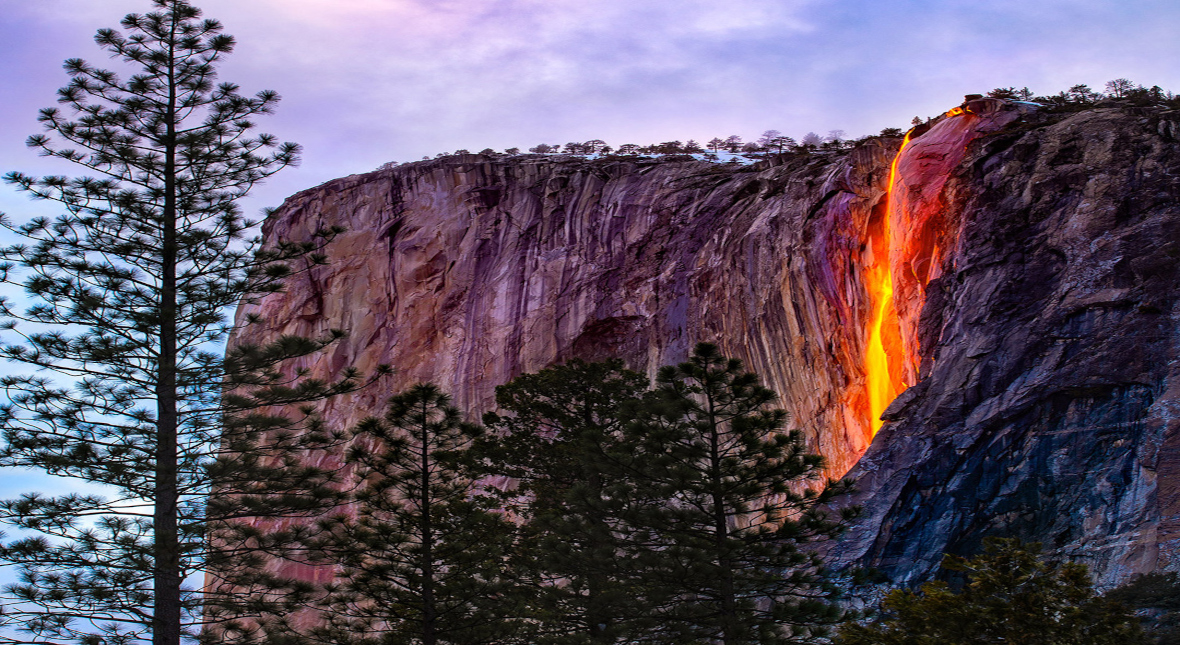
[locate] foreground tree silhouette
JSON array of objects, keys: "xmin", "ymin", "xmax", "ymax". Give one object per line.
[
  {"xmin": 476, "ymin": 359, "xmax": 655, "ymax": 644},
  {"xmin": 288, "ymin": 384, "xmax": 520, "ymax": 645},
  {"xmin": 834, "ymin": 538, "xmax": 1146, "ymax": 645},
  {"xmin": 0, "ymin": 2, "xmax": 357, "ymax": 644},
  {"xmin": 627, "ymin": 343, "xmax": 855, "ymax": 644}
]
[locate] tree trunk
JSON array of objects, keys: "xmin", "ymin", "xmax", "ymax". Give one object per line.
[
  {"xmin": 587, "ymin": 518, "xmax": 611, "ymax": 643},
  {"xmin": 420, "ymin": 401, "xmax": 437, "ymax": 645},
  {"xmin": 708, "ymin": 399, "xmax": 738, "ymax": 645},
  {"xmin": 153, "ymin": 18, "xmax": 182, "ymax": 645},
  {"xmin": 584, "ymin": 402, "xmax": 612, "ymax": 644}
]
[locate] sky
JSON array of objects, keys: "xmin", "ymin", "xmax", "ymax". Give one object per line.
[
  {"xmin": 0, "ymin": 0, "xmax": 1176, "ymax": 607},
  {"xmin": 3, "ymin": 0, "xmax": 1180, "ymax": 222}
]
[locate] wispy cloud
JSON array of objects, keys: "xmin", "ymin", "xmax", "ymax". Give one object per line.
[{"xmin": 3, "ymin": 0, "xmax": 1179, "ymax": 194}]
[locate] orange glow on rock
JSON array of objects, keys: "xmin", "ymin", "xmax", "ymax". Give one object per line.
[{"xmin": 864, "ymin": 132, "xmax": 913, "ymax": 436}]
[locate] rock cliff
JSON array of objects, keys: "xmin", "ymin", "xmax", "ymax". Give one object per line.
[
  {"xmin": 235, "ymin": 100, "xmax": 1180, "ymax": 588},
  {"xmin": 834, "ymin": 104, "xmax": 1180, "ymax": 588},
  {"xmin": 237, "ymin": 139, "xmax": 896, "ymax": 478}
]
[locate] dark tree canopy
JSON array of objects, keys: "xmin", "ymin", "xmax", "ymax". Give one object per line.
[
  {"xmin": 835, "ymin": 539, "xmax": 1147, "ymax": 645},
  {"xmin": 477, "ymin": 359, "xmax": 653, "ymax": 645},
  {"xmin": 620, "ymin": 344, "xmax": 855, "ymax": 644},
  {"xmin": 472, "ymin": 349, "xmax": 855, "ymax": 645},
  {"xmin": 283, "ymin": 384, "xmax": 521, "ymax": 645}
]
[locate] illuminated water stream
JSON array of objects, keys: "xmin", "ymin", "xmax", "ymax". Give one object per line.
[{"xmin": 864, "ymin": 132, "xmax": 913, "ymax": 436}]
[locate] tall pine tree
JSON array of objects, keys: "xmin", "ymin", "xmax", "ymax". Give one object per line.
[
  {"xmin": 626, "ymin": 343, "xmax": 854, "ymax": 644},
  {"xmin": 292, "ymin": 384, "xmax": 521, "ymax": 645},
  {"xmin": 0, "ymin": 2, "xmax": 357, "ymax": 644},
  {"xmin": 477, "ymin": 359, "xmax": 655, "ymax": 645}
]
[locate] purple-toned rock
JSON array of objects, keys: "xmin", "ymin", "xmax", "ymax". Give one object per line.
[
  {"xmin": 233, "ymin": 101, "xmax": 1180, "ymax": 593},
  {"xmin": 235, "ymin": 149, "xmax": 893, "ymax": 479}
]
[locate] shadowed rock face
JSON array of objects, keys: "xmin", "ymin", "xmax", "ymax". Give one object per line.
[
  {"xmin": 235, "ymin": 102, "xmax": 1180, "ymax": 589},
  {"xmin": 835, "ymin": 105, "xmax": 1180, "ymax": 587}
]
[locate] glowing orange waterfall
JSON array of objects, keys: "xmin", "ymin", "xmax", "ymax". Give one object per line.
[{"xmin": 864, "ymin": 132, "xmax": 912, "ymax": 436}]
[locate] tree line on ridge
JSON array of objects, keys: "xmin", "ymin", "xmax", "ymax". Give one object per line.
[{"xmin": 380, "ymin": 78, "xmax": 1180, "ymax": 169}]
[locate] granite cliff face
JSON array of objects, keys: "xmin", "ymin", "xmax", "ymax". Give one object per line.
[
  {"xmin": 236, "ymin": 101, "xmax": 1180, "ymax": 588},
  {"xmin": 834, "ymin": 105, "xmax": 1180, "ymax": 587},
  {"xmin": 239, "ymin": 136, "xmax": 898, "ymax": 478}
]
